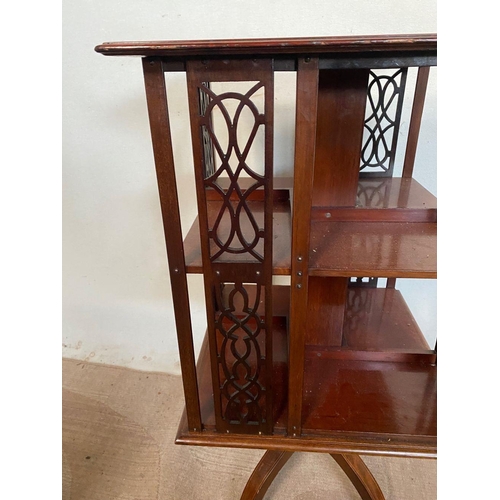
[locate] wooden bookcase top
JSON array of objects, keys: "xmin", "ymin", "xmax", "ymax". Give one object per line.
[{"xmin": 95, "ymin": 33, "xmax": 436, "ymax": 57}]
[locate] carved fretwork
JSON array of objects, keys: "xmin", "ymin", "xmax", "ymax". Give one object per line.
[
  {"xmin": 360, "ymin": 69, "xmax": 408, "ymax": 177},
  {"xmin": 186, "ymin": 59, "xmax": 274, "ymax": 435},
  {"xmin": 199, "ymin": 81, "xmax": 266, "ymax": 262},
  {"xmin": 214, "ymin": 282, "xmax": 267, "ymax": 427}
]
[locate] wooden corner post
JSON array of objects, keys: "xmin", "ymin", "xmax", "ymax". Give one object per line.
[
  {"xmin": 142, "ymin": 57, "xmax": 202, "ymax": 432},
  {"xmin": 287, "ymin": 57, "xmax": 319, "ymax": 436}
]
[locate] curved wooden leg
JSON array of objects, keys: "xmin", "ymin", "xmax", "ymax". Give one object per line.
[
  {"xmin": 331, "ymin": 454, "xmax": 385, "ymax": 500},
  {"xmin": 240, "ymin": 450, "xmax": 294, "ymax": 500}
]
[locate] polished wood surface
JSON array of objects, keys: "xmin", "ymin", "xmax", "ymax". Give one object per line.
[
  {"xmin": 95, "ymin": 33, "xmax": 437, "ymax": 57},
  {"xmin": 305, "ymin": 277, "xmax": 348, "ymax": 346},
  {"xmin": 311, "ymin": 207, "xmax": 436, "ymax": 223},
  {"xmin": 306, "ymin": 65, "xmax": 372, "ymax": 359},
  {"xmin": 306, "ymin": 348, "xmax": 435, "ymax": 364},
  {"xmin": 176, "ymin": 407, "xmax": 436, "ymax": 458},
  {"xmin": 311, "ymin": 177, "xmax": 437, "ymax": 222},
  {"xmin": 312, "ymin": 69, "xmax": 369, "ymax": 207},
  {"xmin": 309, "ymin": 221, "xmax": 437, "ymax": 278},
  {"xmin": 184, "ymin": 177, "xmax": 437, "ymax": 273},
  {"xmin": 356, "ymin": 177, "xmax": 436, "ymax": 209},
  {"xmin": 342, "ymin": 288, "xmax": 429, "ymax": 350},
  {"xmin": 306, "ymin": 287, "xmax": 434, "ymax": 364},
  {"xmin": 302, "ymin": 358, "xmax": 436, "ymax": 436}
]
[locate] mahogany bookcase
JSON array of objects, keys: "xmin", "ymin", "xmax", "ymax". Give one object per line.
[{"xmin": 95, "ymin": 34, "xmax": 437, "ymax": 499}]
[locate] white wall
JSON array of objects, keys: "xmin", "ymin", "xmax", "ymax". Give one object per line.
[{"xmin": 63, "ymin": 0, "xmax": 437, "ymax": 373}]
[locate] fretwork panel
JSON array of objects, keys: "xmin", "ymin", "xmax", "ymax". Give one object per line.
[
  {"xmin": 186, "ymin": 59, "xmax": 274, "ymax": 435},
  {"xmin": 360, "ymin": 68, "xmax": 408, "ymax": 177}
]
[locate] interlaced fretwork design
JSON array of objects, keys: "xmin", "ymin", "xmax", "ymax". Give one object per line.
[
  {"xmin": 360, "ymin": 69, "xmax": 408, "ymax": 177},
  {"xmin": 198, "ymin": 82, "xmax": 266, "ymax": 262},
  {"xmin": 186, "ymin": 59, "xmax": 274, "ymax": 434},
  {"xmin": 215, "ymin": 282, "xmax": 266, "ymax": 426}
]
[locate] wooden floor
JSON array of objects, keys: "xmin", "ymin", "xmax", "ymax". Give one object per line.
[{"xmin": 62, "ymin": 358, "xmax": 436, "ymax": 500}]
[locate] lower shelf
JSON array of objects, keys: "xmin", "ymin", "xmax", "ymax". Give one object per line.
[
  {"xmin": 309, "ymin": 220, "xmax": 437, "ymax": 278},
  {"xmin": 307, "ymin": 287, "xmax": 435, "ymax": 363},
  {"xmin": 176, "ymin": 285, "xmax": 436, "ymax": 457},
  {"xmin": 302, "ymin": 358, "xmax": 436, "ymax": 437}
]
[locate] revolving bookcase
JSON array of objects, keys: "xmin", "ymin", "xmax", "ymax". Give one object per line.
[{"xmin": 95, "ymin": 34, "xmax": 437, "ymax": 499}]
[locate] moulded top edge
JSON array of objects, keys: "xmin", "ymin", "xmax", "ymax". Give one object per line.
[{"xmin": 95, "ymin": 33, "xmax": 437, "ymax": 57}]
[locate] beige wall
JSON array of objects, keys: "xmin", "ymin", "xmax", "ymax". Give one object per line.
[{"xmin": 63, "ymin": 0, "xmax": 437, "ymax": 373}]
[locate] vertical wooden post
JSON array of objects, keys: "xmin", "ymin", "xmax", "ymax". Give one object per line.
[
  {"xmin": 388, "ymin": 65, "xmax": 430, "ymax": 299},
  {"xmin": 142, "ymin": 57, "xmax": 202, "ymax": 432},
  {"xmin": 287, "ymin": 57, "xmax": 319, "ymax": 436},
  {"xmin": 402, "ymin": 66, "xmax": 431, "ymax": 178},
  {"xmin": 386, "ymin": 278, "xmax": 397, "ymax": 289}
]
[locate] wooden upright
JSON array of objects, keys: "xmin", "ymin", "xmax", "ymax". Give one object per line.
[{"xmin": 96, "ymin": 34, "xmax": 437, "ymax": 499}]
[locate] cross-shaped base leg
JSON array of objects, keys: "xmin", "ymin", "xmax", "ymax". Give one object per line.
[{"xmin": 240, "ymin": 450, "xmax": 385, "ymax": 500}]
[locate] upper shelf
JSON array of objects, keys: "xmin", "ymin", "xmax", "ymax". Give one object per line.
[
  {"xmin": 308, "ymin": 176, "xmax": 437, "ymax": 278},
  {"xmin": 312, "ymin": 177, "xmax": 437, "ymax": 223},
  {"xmin": 309, "ymin": 221, "xmax": 436, "ymax": 278},
  {"xmin": 183, "ymin": 176, "xmax": 436, "ymax": 277},
  {"xmin": 356, "ymin": 177, "xmax": 436, "ymax": 210},
  {"xmin": 95, "ymin": 33, "xmax": 437, "ymax": 58},
  {"xmin": 178, "ymin": 284, "xmax": 436, "ymax": 456}
]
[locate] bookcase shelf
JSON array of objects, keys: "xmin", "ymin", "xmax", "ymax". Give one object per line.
[
  {"xmin": 184, "ymin": 176, "xmax": 437, "ymax": 277},
  {"xmin": 301, "ymin": 357, "xmax": 436, "ymax": 438},
  {"xmin": 308, "ymin": 220, "xmax": 437, "ymax": 278},
  {"xmin": 178, "ymin": 283, "xmax": 436, "ymax": 457}
]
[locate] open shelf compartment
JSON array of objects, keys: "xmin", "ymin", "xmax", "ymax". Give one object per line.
[
  {"xmin": 308, "ymin": 176, "xmax": 437, "ymax": 278},
  {"xmin": 301, "ymin": 357, "xmax": 436, "ymax": 438},
  {"xmin": 307, "ymin": 287, "xmax": 435, "ymax": 361},
  {"xmin": 303, "ymin": 285, "xmax": 436, "ymax": 438},
  {"xmin": 183, "ymin": 176, "xmax": 437, "ymax": 278},
  {"xmin": 176, "ymin": 283, "xmax": 436, "ymax": 457}
]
